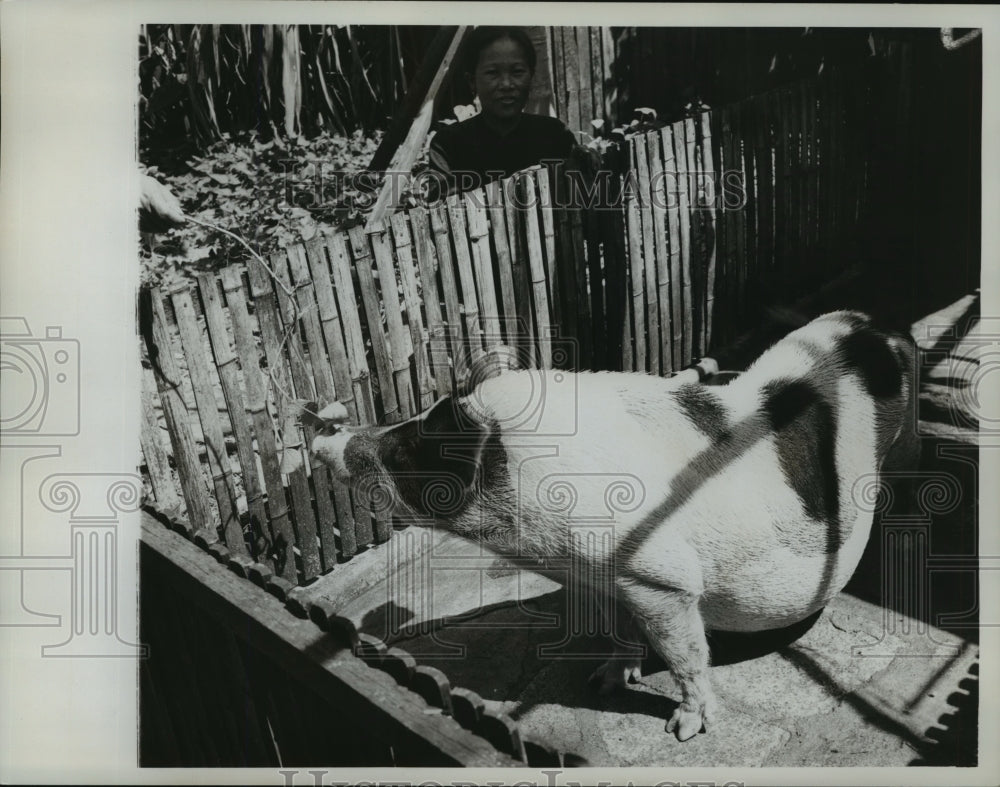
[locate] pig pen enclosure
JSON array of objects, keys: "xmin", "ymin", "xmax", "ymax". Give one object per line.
[{"xmin": 139, "ymin": 30, "xmax": 982, "ymax": 768}]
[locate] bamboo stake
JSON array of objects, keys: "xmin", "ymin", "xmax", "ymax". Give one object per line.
[
  {"xmin": 140, "ymin": 364, "xmax": 181, "ymax": 516},
  {"xmin": 325, "ymin": 232, "xmax": 377, "ymax": 427},
  {"xmin": 647, "ymin": 128, "xmax": 672, "ymax": 373},
  {"xmin": 446, "ymin": 194, "xmax": 486, "ymax": 365},
  {"xmin": 503, "ymin": 176, "xmax": 537, "ymax": 368},
  {"xmin": 170, "ymin": 286, "xmax": 245, "ymax": 556},
  {"xmin": 196, "ymin": 273, "xmax": 269, "ymax": 553},
  {"xmin": 634, "ymin": 134, "xmax": 660, "ymax": 374},
  {"xmin": 348, "ymin": 225, "xmax": 401, "ymax": 425},
  {"xmin": 219, "ymin": 265, "xmax": 295, "ymax": 572},
  {"xmin": 369, "ymin": 228, "xmax": 416, "ymax": 421},
  {"xmin": 624, "ymin": 138, "xmax": 647, "ymax": 372},
  {"xmin": 698, "ymin": 110, "xmax": 718, "ymax": 354},
  {"xmin": 464, "ymin": 190, "xmax": 503, "ymax": 348},
  {"xmin": 671, "ymin": 120, "xmax": 693, "ymax": 367},
  {"xmin": 485, "ymin": 181, "xmax": 519, "ymax": 345},
  {"xmin": 535, "ymin": 167, "xmax": 561, "ymax": 332},
  {"xmin": 661, "ymin": 126, "xmax": 684, "ymax": 371},
  {"xmin": 429, "ymin": 204, "xmax": 469, "ymax": 381},
  {"xmin": 520, "ymin": 173, "xmax": 554, "ymax": 369},
  {"xmin": 389, "ymin": 212, "xmax": 435, "ymax": 411},
  {"xmin": 409, "ymin": 208, "xmax": 452, "ymax": 397},
  {"xmin": 286, "ymin": 244, "xmax": 355, "ymax": 569}
]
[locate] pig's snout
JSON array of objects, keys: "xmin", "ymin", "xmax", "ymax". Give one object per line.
[{"xmin": 310, "ymin": 427, "xmax": 354, "ymax": 482}]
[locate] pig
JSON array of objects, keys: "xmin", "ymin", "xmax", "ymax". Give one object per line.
[{"xmin": 303, "ymin": 310, "xmax": 919, "ymax": 741}]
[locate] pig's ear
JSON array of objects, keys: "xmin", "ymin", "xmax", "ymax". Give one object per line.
[{"xmin": 378, "ymin": 397, "xmax": 489, "ymax": 502}]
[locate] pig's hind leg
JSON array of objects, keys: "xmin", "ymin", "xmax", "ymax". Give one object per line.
[
  {"xmin": 621, "ymin": 583, "xmax": 717, "ymax": 741},
  {"xmin": 587, "ymin": 596, "xmax": 645, "ymax": 694}
]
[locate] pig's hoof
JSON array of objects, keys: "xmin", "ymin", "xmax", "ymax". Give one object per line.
[
  {"xmin": 666, "ymin": 704, "xmax": 708, "ymax": 741},
  {"xmin": 588, "ymin": 659, "xmax": 642, "ymax": 695}
]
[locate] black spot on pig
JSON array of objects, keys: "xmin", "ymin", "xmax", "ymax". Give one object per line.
[
  {"xmin": 377, "ymin": 397, "xmax": 491, "ymax": 518},
  {"xmin": 762, "ymin": 380, "xmax": 841, "ymax": 554},
  {"xmin": 838, "ymin": 328, "xmax": 902, "ymax": 399},
  {"xmin": 673, "ymin": 383, "xmax": 729, "ymax": 441}
]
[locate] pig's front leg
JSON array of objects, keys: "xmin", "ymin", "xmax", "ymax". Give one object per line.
[{"xmin": 621, "ymin": 582, "xmax": 717, "ymax": 741}]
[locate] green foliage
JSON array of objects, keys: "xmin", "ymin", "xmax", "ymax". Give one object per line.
[{"xmin": 141, "ymin": 129, "xmax": 384, "ymax": 290}]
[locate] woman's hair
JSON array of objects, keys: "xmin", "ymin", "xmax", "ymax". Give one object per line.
[{"xmin": 462, "ymin": 26, "xmax": 537, "ymax": 75}]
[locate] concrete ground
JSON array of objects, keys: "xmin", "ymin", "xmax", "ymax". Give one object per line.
[{"xmin": 298, "ymin": 293, "xmax": 982, "ymax": 767}]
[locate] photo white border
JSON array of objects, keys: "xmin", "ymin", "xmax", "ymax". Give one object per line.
[{"xmin": 1, "ymin": 1, "xmax": 997, "ymax": 784}]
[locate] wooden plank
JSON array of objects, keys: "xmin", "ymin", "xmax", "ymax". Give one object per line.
[
  {"xmin": 634, "ymin": 133, "xmax": 660, "ymax": 375},
  {"xmin": 326, "ymin": 232, "xmax": 378, "ymax": 426},
  {"xmin": 485, "ymin": 181, "xmax": 519, "ymax": 345},
  {"xmin": 464, "ymin": 190, "xmax": 503, "ymax": 348},
  {"xmin": 141, "ymin": 514, "xmax": 521, "ymax": 767},
  {"xmin": 390, "ymin": 212, "xmax": 435, "ymax": 411},
  {"xmin": 534, "ymin": 167, "xmax": 561, "ymax": 332},
  {"xmin": 219, "ymin": 265, "xmax": 294, "ymax": 575},
  {"xmin": 671, "ymin": 120, "xmax": 693, "ymax": 367},
  {"xmin": 660, "ymin": 126, "xmax": 684, "ymax": 372},
  {"xmin": 370, "ymin": 228, "xmax": 417, "ymax": 420},
  {"xmin": 502, "ymin": 176, "xmax": 537, "ymax": 369},
  {"xmin": 552, "ymin": 177, "xmax": 580, "ymax": 366},
  {"xmin": 624, "ymin": 138, "xmax": 647, "ymax": 372},
  {"xmin": 140, "ymin": 365, "xmax": 181, "ymax": 516},
  {"xmin": 429, "ymin": 204, "xmax": 469, "ymax": 381},
  {"xmin": 409, "ymin": 207, "xmax": 452, "ymax": 397},
  {"xmin": 600, "ymin": 27, "xmax": 616, "ymax": 124},
  {"xmin": 287, "ymin": 245, "xmax": 356, "ymax": 568},
  {"xmin": 698, "ymin": 110, "xmax": 719, "ymax": 354},
  {"xmin": 646, "ymin": 129, "xmax": 672, "ymax": 373},
  {"xmin": 348, "ymin": 226, "xmax": 401, "ymax": 425},
  {"xmin": 610, "ymin": 144, "xmax": 633, "ymax": 372},
  {"xmin": 170, "ymin": 286, "xmax": 245, "ymax": 556},
  {"xmin": 252, "ymin": 252, "xmax": 324, "ymax": 580},
  {"xmin": 520, "ymin": 172, "xmax": 554, "ymax": 369},
  {"xmin": 243, "ymin": 256, "xmax": 313, "ymax": 581},
  {"xmin": 446, "ymin": 195, "xmax": 486, "ymax": 365},
  {"xmin": 196, "ymin": 273, "xmax": 269, "ymax": 556}
]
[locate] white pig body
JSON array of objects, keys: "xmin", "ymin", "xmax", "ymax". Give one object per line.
[{"xmin": 307, "ymin": 310, "xmax": 918, "ymax": 739}]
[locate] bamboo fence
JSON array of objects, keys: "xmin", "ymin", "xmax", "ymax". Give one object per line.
[{"xmin": 141, "ymin": 64, "xmax": 905, "ymax": 587}]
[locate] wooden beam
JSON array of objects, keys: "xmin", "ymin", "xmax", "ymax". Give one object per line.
[{"xmin": 365, "ymin": 26, "xmax": 468, "ymax": 230}]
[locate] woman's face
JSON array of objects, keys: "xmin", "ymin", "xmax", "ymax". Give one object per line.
[{"xmin": 470, "ymin": 37, "xmax": 533, "ymax": 123}]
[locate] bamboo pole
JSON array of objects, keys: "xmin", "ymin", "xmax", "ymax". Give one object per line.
[
  {"xmin": 661, "ymin": 126, "xmax": 684, "ymax": 372},
  {"xmin": 698, "ymin": 110, "xmax": 718, "ymax": 354},
  {"xmin": 446, "ymin": 194, "xmax": 486, "ymax": 365},
  {"xmin": 348, "ymin": 225, "xmax": 401, "ymax": 425},
  {"xmin": 286, "ymin": 244, "xmax": 355, "ymax": 570},
  {"xmin": 390, "ymin": 212, "xmax": 435, "ymax": 411},
  {"xmin": 520, "ymin": 173, "xmax": 554, "ymax": 369},
  {"xmin": 647, "ymin": 129, "xmax": 672, "ymax": 373},
  {"xmin": 485, "ymin": 181, "xmax": 519, "ymax": 345},
  {"xmin": 671, "ymin": 120, "xmax": 693, "ymax": 367},
  {"xmin": 370, "ymin": 228, "xmax": 416, "ymax": 421},
  {"xmin": 624, "ymin": 138, "xmax": 647, "ymax": 372},
  {"xmin": 634, "ymin": 134, "xmax": 660, "ymax": 375},
  {"xmin": 170, "ymin": 286, "xmax": 245, "ymax": 556},
  {"xmin": 140, "ymin": 364, "xmax": 182, "ymax": 516},
  {"xmin": 429, "ymin": 204, "xmax": 469, "ymax": 381},
  {"xmin": 535, "ymin": 167, "xmax": 561, "ymax": 332},
  {"xmin": 196, "ymin": 273, "xmax": 269, "ymax": 554},
  {"xmin": 409, "ymin": 207, "xmax": 452, "ymax": 397},
  {"xmin": 219, "ymin": 265, "xmax": 296, "ymax": 571},
  {"xmin": 464, "ymin": 190, "xmax": 503, "ymax": 349},
  {"xmin": 503, "ymin": 176, "xmax": 537, "ymax": 368}
]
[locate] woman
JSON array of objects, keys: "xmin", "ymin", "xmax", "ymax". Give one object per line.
[{"xmin": 425, "ymin": 26, "xmax": 590, "ymax": 198}]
